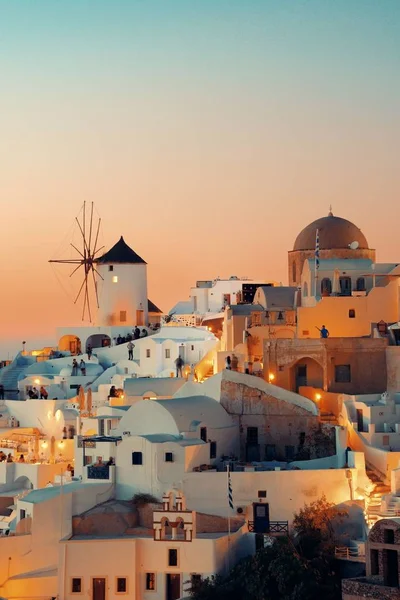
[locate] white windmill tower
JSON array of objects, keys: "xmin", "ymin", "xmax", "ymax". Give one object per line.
[{"xmin": 95, "ymin": 236, "xmax": 149, "ymax": 327}]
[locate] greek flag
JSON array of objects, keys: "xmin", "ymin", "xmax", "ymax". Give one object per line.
[
  {"xmin": 315, "ymin": 228, "xmax": 320, "ymax": 270},
  {"xmin": 228, "ymin": 469, "xmax": 234, "ymax": 510}
]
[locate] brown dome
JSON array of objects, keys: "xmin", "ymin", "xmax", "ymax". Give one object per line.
[{"xmin": 293, "ymin": 212, "xmax": 369, "ymax": 251}]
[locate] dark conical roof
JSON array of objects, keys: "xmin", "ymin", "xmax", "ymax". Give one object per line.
[
  {"xmin": 148, "ymin": 299, "xmax": 163, "ymax": 314},
  {"xmin": 96, "ymin": 236, "xmax": 147, "ymax": 265},
  {"xmin": 293, "ymin": 212, "xmax": 369, "ymax": 251}
]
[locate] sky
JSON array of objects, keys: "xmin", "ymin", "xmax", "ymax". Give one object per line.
[{"xmin": 1, "ymin": 0, "xmax": 399, "ymax": 356}]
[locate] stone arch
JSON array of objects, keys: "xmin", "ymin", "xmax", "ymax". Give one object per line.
[
  {"xmin": 58, "ymin": 335, "xmax": 81, "ymax": 355},
  {"xmin": 86, "ymin": 334, "xmax": 111, "ymax": 350},
  {"xmin": 14, "ymin": 475, "xmax": 34, "ymax": 490},
  {"xmin": 290, "ymin": 356, "xmax": 324, "ymax": 392}
]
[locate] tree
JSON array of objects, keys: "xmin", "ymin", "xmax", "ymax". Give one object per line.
[{"xmin": 190, "ymin": 496, "xmax": 348, "ymax": 600}]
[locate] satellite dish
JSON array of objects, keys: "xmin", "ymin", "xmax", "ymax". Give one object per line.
[{"xmin": 349, "ymin": 241, "xmax": 359, "ymax": 250}]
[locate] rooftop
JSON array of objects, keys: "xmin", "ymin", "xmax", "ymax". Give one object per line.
[{"xmin": 96, "ymin": 236, "xmax": 147, "ymax": 265}]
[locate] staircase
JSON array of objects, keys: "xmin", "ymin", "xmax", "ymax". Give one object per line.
[
  {"xmin": 200, "ymin": 365, "xmax": 214, "ymax": 383},
  {"xmin": 364, "ymin": 468, "xmax": 391, "ymax": 527},
  {"xmin": 319, "ymin": 411, "xmax": 337, "ymax": 425},
  {"xmin": 0, "ymin": 354, "xmax": 37, "ymax": 400}
]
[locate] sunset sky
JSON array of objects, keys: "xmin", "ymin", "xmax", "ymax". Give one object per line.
[{"xmin": 1, "ymin": 0, "xmax": 400, "ymax": 356}]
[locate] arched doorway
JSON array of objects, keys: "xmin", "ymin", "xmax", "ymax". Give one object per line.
[
  {"xmin": 58, "ymin": 335, "xmax": 81, "ymax": 355},
  {"xmin": 291, "ymin": 357, "xmax": 323, "ymax": 392},
  {"xmin": 86, "ymin": 334, "xmax": 111, "ymax": 349}
]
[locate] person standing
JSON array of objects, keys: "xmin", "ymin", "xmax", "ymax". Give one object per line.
[
  {"xmin": 225, "ymin": 356, "xmax": 232, "ymax": 370},
  {"xmin": 175, "ymin": 356, "xmax": 184, "ymax": 377},
  {"xmin": 86, "ymin": 345, "xmax": 92, "ymax": 360},
  {"xmin": 40, "ymin": 386, "xmax": 48, "ymax": 400},
  {"xmin": 72, "ymin": 359, "xmax": 78, "ymax": 376},
  {"xmin": 317, "ymin": 325, "xmax": 329, "ymax": 339},
  {"xmin": 79, "ymin": 359, "xmax": 86, "ymax": 376},
  {"xmin": 127, "ymin": 341, "xmax": 134, "ymax": 360}
]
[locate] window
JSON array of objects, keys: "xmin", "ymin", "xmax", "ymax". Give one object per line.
[
  {"xmin": 165, "ymin": 452, "xmax": 174, "ymax": 462},
  {"xmin": 191, "ymin": 345, "xmax": 194, "ymax": 351},
  {"xmin": 356, "ymin": 277, "xmax": 365, "ymax": 291},
  {"xmin": 321, "ymin": 278, "xmax": 332, "ymax": 295},
  {"xmin": 258, "ymin": 490, "xmax": 267, "ymax": 499},
  {"xmin": 19, "ymin": 509, "xmax": 26, "ymax": 520},
  {"xmin": 265, "ymin": 444, "xmax": 276, "ymax": 460},
  {"xmin": 370, "ymin": 549, "xmax": 379, "ymax": 575},
  {"xmin": 83, "ymin": 455, "xmax": 92, "ymax": 466},
  {"xmin": 383, "ymin": 435, "xmax": 390, "ymax": 446},
  {"xmin": 335, "ymin": 365, "xmax": 351, "ymax": 383},
  {"xmin": 146, "ymin": 573, "xmax": 156, "ymax": 591},
  {"xmin": 120, "ymin": 310, "xmax": 127, "ymax": 322},
  {"xmin": 292, "ymin": 261, "xmax": 296, "ymax": 283},
  {"xmin": 252, "ymin": 312, "xmax": 261, "ymax": 326},
  {"xmin": 168, "ymin": 549, "xmax": 178, "ymax": 567},
  {"xmin": 210, "ymin": 441, "xmax": 217, "ymax": 459},
  {"xmin": 132, "ymin": 452, "xmax": 143, "ymax": 465},
  {"xmin": 165, "ymin": 349, "xmax": 171, "ymax": 359},
  {"xmin": 191, "ymin": 574, "xmax": 202, "ymax": 592},
  {"xmin": 109, "ymin": 265, "xmax": 114, "ymax": 272},
  {"xmin": 112, "ymin": 276, "xmax": 118, "ymax": 283},
  {"xmin": 299, "ymin": 432, "xmax": 306, "ymax": 446},
  {"xmin": 349, "ymin": 309, "xmax": 356, "ymax": 318},
  {"xmin": 72, "ymin": 578, "xmax": 82, "ymax": 593},
  {"xmin": 99, "ymin": 419, "xmax": 105, "ymax": 436},
  {"xmin": 200, "ymin": 427, "xmax": 207, "ymax": 442},
  {"xmin": 247, "ymin": 427, "xmax": 258, "ymax": 445},
  {"xmin": 285, "ymin": 445, "xmax": 295, "ymax": 460},
  {"xmin": 384, "ymin": 529, "xmax": 395, "ymax": 544},
  {"xmin": 146, "ymin": 349, "xmax": 151, "ymax": 358},
  {"xmin": 339, "ymin": 276, "xmax": 351, "ymax": 296},
  {"xmin": 116, "ymin": 577, "xmax": 127, "ymax": 593}
]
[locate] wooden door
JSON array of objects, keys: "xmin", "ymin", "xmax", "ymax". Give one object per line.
[
  {"xmin": 166, "ymin": 574, "xmax": 181, "ymax": 600},
  {"xmin": 92, "ymin": 578, "xmax": 106, "ymax": 600}
]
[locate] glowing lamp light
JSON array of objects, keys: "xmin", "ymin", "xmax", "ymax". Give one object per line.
[
  {"xmin": 34, "ymin": 379, "xmax": 40, "ymax": 385},
  {"xmin": 315, "ymin": 393, "xmax": 322, "ymax": 401},
  {"xmin": 41, "ymin": 441, "xmax": 48, "ymax": 449},
  {"xmin": 120, "ymin": 395, "xmax": 124, "ymax": 400},
  {"xmin": 58, "ymin": 441, "xmax": 64, "ymax": 449},
  {"xmin": 55, "ymin": 410, "xmax": 61, "ymax": 422},
  {"xmin": 268, "ymin": 373, "xmax": 275, "ymax": 382}
]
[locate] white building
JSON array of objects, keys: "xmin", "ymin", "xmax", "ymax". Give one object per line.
[{"xmin": 169, "ymin": 276, "xmax": 275, "ymax": 327}]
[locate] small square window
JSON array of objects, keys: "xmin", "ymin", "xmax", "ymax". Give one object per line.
[
  {"xmin": 132, "ymin": 452, "xmax": 143, "ymax": 465},
  {"xmin": 109, "ymin": 265, "xmax": 114, "ymax": 272},
  {"xmin": 384, "ymin": 529, "xmax": 395, "ymax": 544},
  {"xmin": 116, "ymin": 577, "xmax": 127, "ymax": 593},
  {"xmin": 258, "ymin": 490, "xmax": 267, "ymax": 498},
  {"xmin": 165, "ymin": 349, "xmax": 171, "ymax": 359},
  {"xmin": 335, "ymin": 365, "xmax": 351, "ymax": 383},
  {"xmin": 168, "ymin": 548, "xmax": 178, "ymax": 567},
  {"xmin": 72, "ymin": 578, "xmax": 82, "ymax": 593},
  {"xmin": 349, "ymin": 309, "xmax": 356, "ymax": 318},
  {"xmin": 146, "ymin": 573, "xmax": 156, "ymax": 591},
  {"xmin": 165, "ymin": 452, "xmax": 174, "ymax": 462},
  {"xmin": 146, "ymin": 349, "xmax": 151, "ymax": 358},
  {"xmin": 191, "ymin": 345, "xmax": 194, "ymax": 351},
  {"xmin": 112, "ymin": 276, "xmax": 118, "ymax": 283}
]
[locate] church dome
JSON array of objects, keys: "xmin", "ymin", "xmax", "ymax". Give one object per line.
[{"xmin": 293, "ymin": 211, "xmax": 369, "ymax": 252}]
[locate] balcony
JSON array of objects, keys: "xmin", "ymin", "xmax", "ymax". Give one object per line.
[
  {"xmin": 87, "ymin": 465, "xmax": 110, "ymax": 480},
  {"xmin": 248, "ymin": 520, "xmax": 288, "ymax": 535}
]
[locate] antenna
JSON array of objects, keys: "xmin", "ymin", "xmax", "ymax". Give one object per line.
[{"xmin": 349, "ymin": 241, "xmax": 359, "ymax": 250}]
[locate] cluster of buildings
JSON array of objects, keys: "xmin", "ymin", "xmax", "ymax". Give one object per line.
[{"xmin": 0, "ymin": 210, "xmax": 400, "ymax": 599}]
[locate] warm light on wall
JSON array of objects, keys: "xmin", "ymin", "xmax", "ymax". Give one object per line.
[
  {"xmin": 55, "ymin": 410, "xmax": 61, "ymax": 422},
  {"xmin": 58, "ymin": 441, "xmax": 64, "ymax": 449},
  {"xmin": 268, "ymin": 373, "xmax": 275, "ymax": 382},
  {"xmin": 112, "ymin": 276, "xmax": 118, "ymax": 283},
  {"xmin": 41, "ymin": 441, "xmax": 48, "ymax": 449},
  {"xmin": 315, "ymin": 393, "xmax": 322, "ymax": 401},
  {"xmin": 34, "ymin": 378, "xmax": 40, "ymax": 385}
]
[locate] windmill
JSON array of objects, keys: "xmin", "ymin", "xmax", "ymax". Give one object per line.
[{"xmin": 49, "ymin": 202, "xmax": 104, "ymax": 322}]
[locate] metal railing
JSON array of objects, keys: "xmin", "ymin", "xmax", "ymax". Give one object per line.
[
  {"xmin": 87, "ymin": 465, "xmax": 110, "ymax": 480},
  {"xmin": 335, "ymin": 546, "xmax": 362, "ymax": 559},
  {"xmin": 248, "ymin": 520, "xmax": 289, "ymax": 535}
]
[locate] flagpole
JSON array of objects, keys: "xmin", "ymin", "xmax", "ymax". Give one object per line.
[
  {"xmin": 227, "ymin": 464, "xmax": 232, "ymax": 573},
  {"xmin": 314, "ymin": 228, "xmax": 320, "ymax": 298}
]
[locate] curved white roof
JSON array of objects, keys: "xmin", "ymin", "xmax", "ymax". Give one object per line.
[{"xmin": 116, "ymin": 395, "xmax": 233, "ymax": 437}]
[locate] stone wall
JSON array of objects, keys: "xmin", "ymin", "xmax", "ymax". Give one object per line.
[
  {"xmin": 220, "ymin": 379, "xmax": 334, "ymax": 461},
  {"xmin": 342, "ymin": 577, "xmax": 400, "ymax": 600}
]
